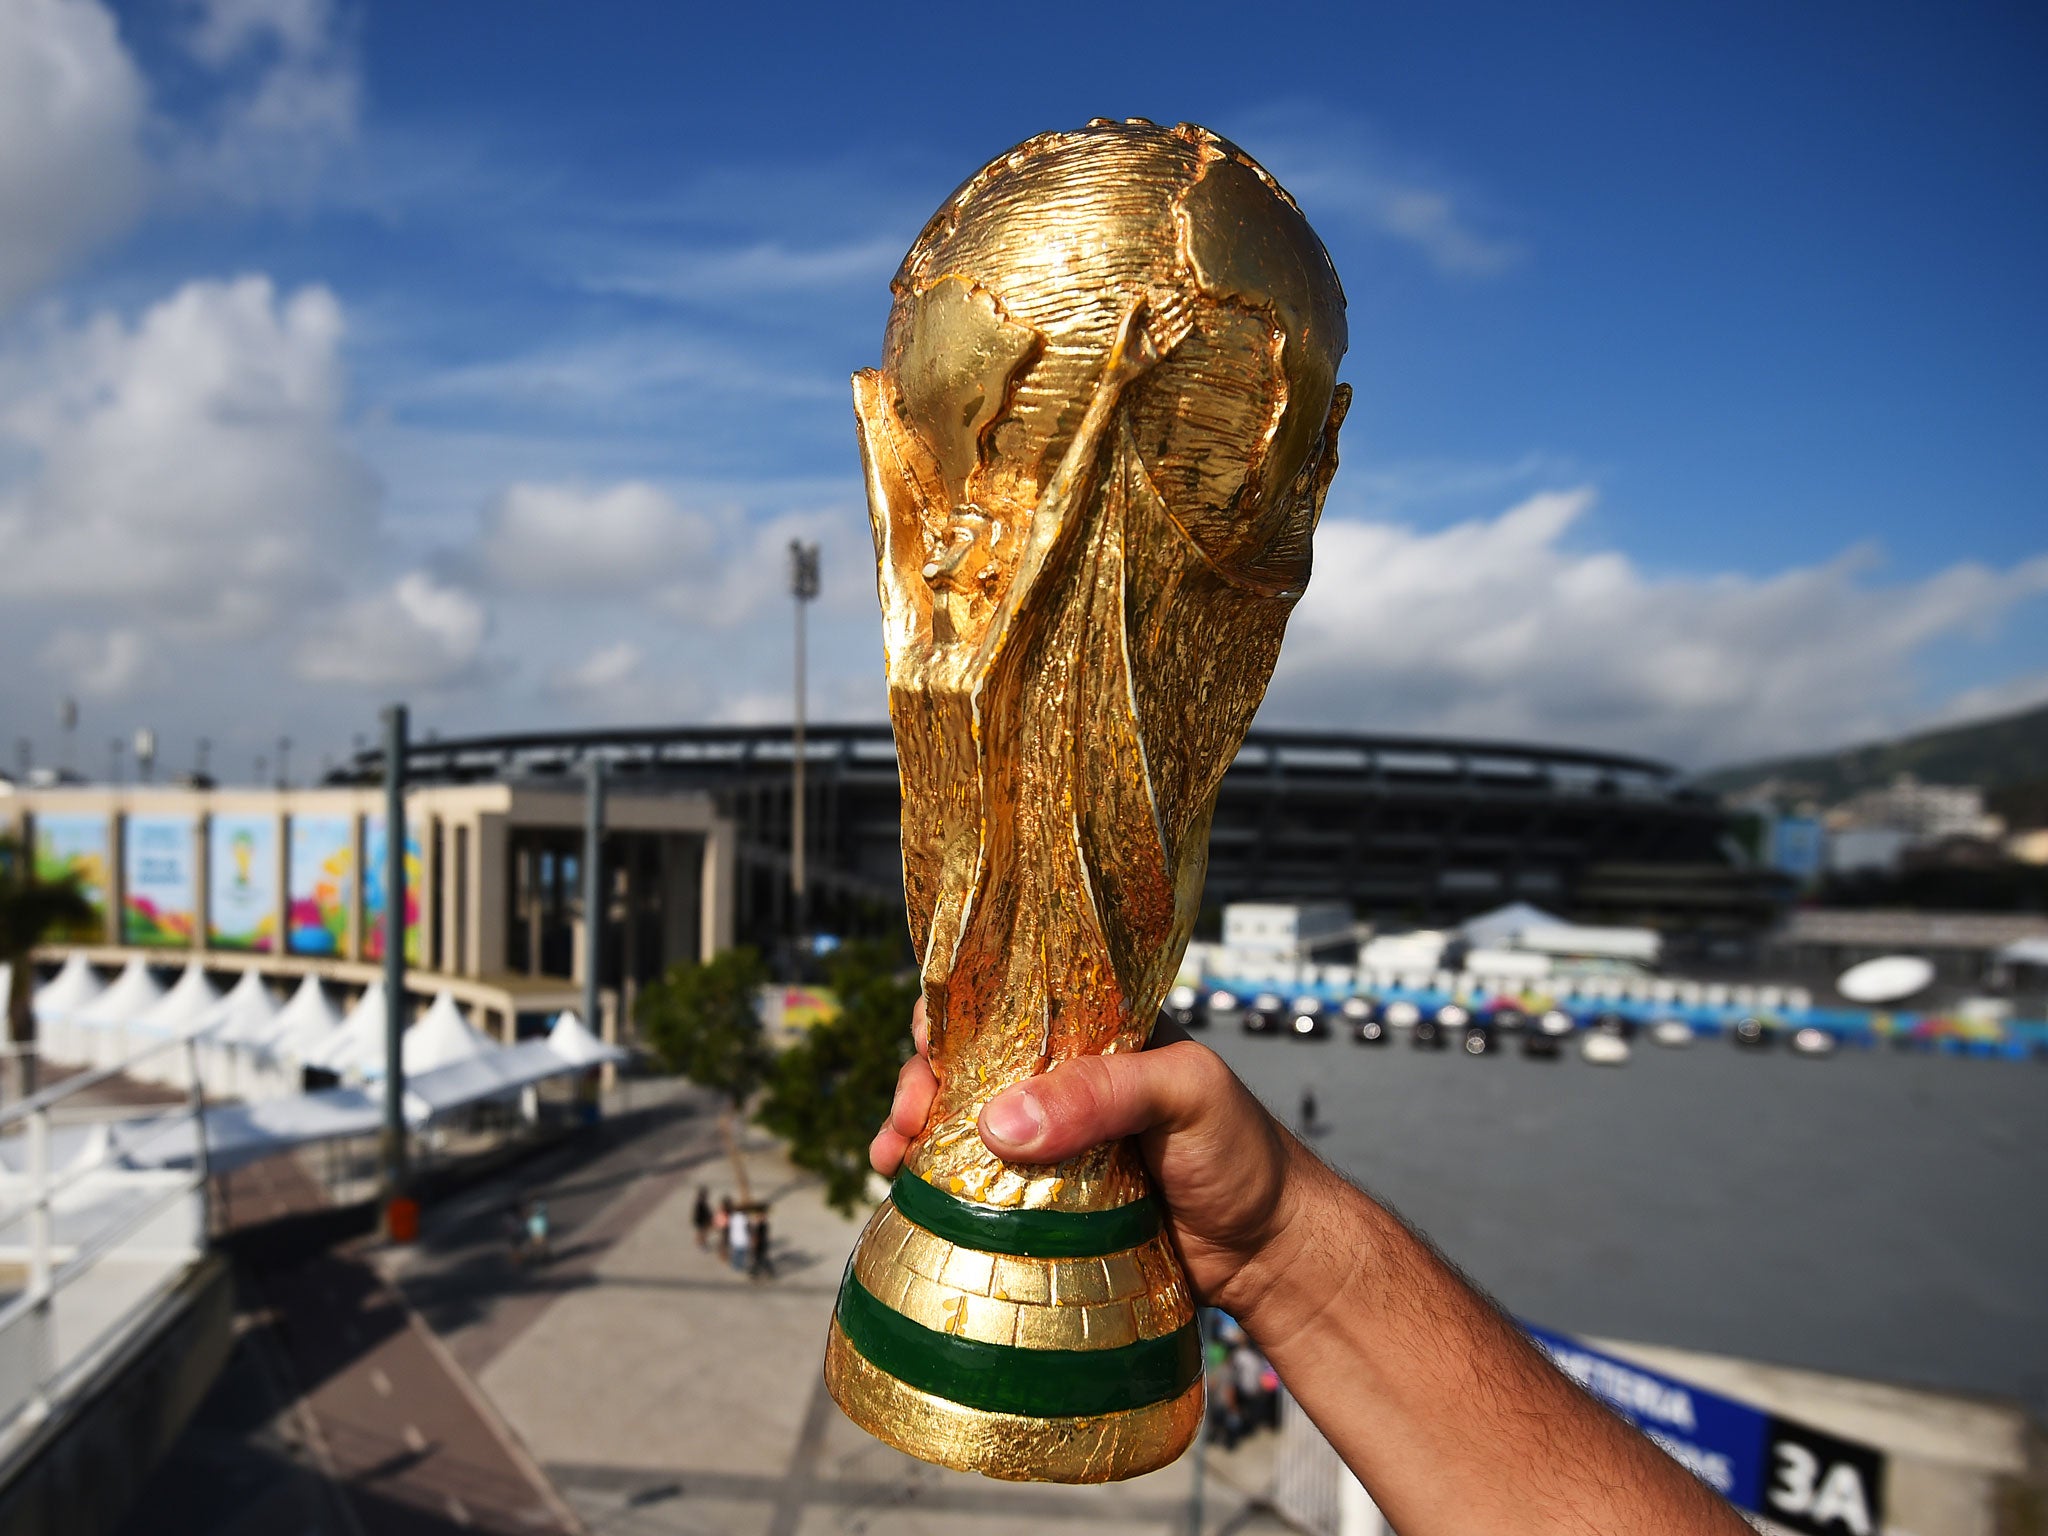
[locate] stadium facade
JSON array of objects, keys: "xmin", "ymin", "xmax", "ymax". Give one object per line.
[{"xmin": 337, "ymin": 722, "xmax": 1779, "ymax": 955}]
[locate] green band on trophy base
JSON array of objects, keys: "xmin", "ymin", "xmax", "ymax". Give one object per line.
[
  {"xmin": 889, "ymin": 1171, "xmax": 1162, "ymax": 1259},
  {"xmin": 834, "ymin": 1267, "xmax": 1201, "ymax": 1419}
]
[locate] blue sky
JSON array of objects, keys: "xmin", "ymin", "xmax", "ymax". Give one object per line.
[{"xmin": 1, "ymin": 0, "xmax": 2043, "ymax": 779}]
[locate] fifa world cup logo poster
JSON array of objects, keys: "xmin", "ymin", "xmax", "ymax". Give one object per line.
[{"xmin": 209, "ymin": 813, "xmax": 278, "ymax": 952}]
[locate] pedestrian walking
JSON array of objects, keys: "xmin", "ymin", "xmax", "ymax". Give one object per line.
[
  {"xmin": 692, "ymin": 1186, "xmax": 713, "ymax": 1250},
  {"xmin": 749, "ymin": 1209, "xmax": 775, "ymax": 1281},
  {"xmin": 1299, "ymin": 1086, "xmax": 1319, "ymax": 1133},
  {"xmin": 715, "ymin": 1195, "xmax": 733, "ymax": 1260},
  {"xmin": 727, "ymin": 1203, "xmax": 752, "ymax": 1274},
  {"xmin": 526, "ymin": 1198, "xmax": 553, "ymax": 1263}
]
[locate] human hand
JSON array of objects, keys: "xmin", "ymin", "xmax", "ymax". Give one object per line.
[{"xmin": 869, "ymin": 996, "xmax": 1335, "ymax": 1336}]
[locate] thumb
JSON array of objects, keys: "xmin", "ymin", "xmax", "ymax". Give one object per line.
[{"xmin": 977, "ymin": 1043, "xmax": 1219, "ymax": 1164}]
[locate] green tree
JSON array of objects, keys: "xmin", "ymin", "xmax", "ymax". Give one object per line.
[
  {"xmin": 759, "ymin": 939, "xmax": 920, "ymax": 1215},
  {"xmin": 638, "ymin": 945, "xmax": 772, "ymax": 1195},
  {"xmin": 0, "ymin": 836, "xmax": 95, "ymax": 1095}
]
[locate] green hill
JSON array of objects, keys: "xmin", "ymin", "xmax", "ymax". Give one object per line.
[{"xmin": 1699, "ymin": 699, "xmax": 2048, "ymax": 816}]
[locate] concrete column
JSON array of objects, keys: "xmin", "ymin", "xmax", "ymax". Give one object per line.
[
  {"xmin": 107, "ymin": 812, "xmax": 125, "ymax": 946},
  {"xmin": 273, "ymin": 808, "xmax": 291, "ymax": 958},
  {"xmin": 437, "ymin": 817, "xmax": 460, "ymax": 976},
  {"xmin": 345, "ymin": 813, "xmax": 364, "ymax": 962},
  {"xmin": 700, "ymin": 818, "xmax": 736, "ymax": 959},
  {"xmin": 473, "ymin": 813, "xmax": 507, "ymax": 976},
  {"xmin": 192, "ymin": 812, "xmax": 209, "ymax": 954}
]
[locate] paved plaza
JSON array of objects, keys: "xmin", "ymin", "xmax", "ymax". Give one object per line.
[{"xmin": 376, "ymin": 1082, "xmax": 1287, "ymax": 1536}]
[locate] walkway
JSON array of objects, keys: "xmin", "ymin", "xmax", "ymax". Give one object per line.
[
  {"xmin": 379, "ymin": 1087, "xmax": 1287, "ymax": 1536},
  {"xmin": 126, "ymin": 1080, "xmax": 1287, "ymax": 1534}
]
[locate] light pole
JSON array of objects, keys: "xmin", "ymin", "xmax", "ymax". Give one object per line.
[
  {"xmin": 788, "ymin": 539, "xmax": 820, "ymax": 951},
  {"xmin": 582, "ymin": 755, "xmax": 605, "ymax": 1046},
  {"xmin": 276, "ymin": 736, "xmax": 292, "ymax": 790},
  {"xmin": 380, "ymin": 705, "xmax": 410, "ymax": 1222},
  {"xmin": 133, "ymin": 727, "xmax": 156, "ymax": 784}
]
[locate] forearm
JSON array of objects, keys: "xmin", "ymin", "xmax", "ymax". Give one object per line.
[{"xmin": 1231, "ymin": 1139, "xmax": 1748, "ymax": 1536}]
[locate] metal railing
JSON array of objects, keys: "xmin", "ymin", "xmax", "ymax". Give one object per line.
[{"xmin": 0, "ymin": 1030, "xmax": 212, "ymax": 1455}]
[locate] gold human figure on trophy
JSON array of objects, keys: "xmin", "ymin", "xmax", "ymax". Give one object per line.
[{"xmin": 827, "ymin": 117, "xmax": 1349, "ymax": 1482}]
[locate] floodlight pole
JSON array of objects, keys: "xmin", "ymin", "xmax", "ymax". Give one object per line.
[
  {"xmin": 788, "ymin": 540, "xmax": 820, "ymax": 952},
  {"xmin": 582, "ymin": 755, "xmax": 605, "ymax": 1042},
  {"xmin": 380, "ymin": 704, "xmax": 409, "ymax": 1203}
]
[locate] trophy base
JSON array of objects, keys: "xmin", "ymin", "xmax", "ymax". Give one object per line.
[
  {"xmin": 823, "ymin": 1172, "xmax": 1204, "ymax": 1483},
  {"xmin": 825, "ymin": 1320, "xmax": 1203, "ymax": 1482}
]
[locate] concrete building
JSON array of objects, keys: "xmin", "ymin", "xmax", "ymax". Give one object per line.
[
  {"xmin": 5, "ymin": 780, "xmax": 736, "ymax": 1044},
  {"xmin": 1828, "ymin": 774, "xmax": 2004, "ymax": 844}
]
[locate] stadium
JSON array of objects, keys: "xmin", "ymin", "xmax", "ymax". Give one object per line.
[{"xmin": 331, "ymin": 721, "xmax": 1778, "ymax": 956}]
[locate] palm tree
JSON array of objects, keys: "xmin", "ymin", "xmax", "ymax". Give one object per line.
[{"xmin": 0, "ymin": 835, "xmax": 95, "ymax": 1095}]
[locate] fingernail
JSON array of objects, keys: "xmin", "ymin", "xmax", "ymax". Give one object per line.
[{"xmin": 983, "ymin": 1088, "xmax": 1044, "ymax": 1148}]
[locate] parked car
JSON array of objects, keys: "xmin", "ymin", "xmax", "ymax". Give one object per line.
[
  {"xmin": 1732, "ymin": 1015, "xmax": 1774, "ymax": 1050},
  {"xmin": 1414, "ymin": 1002, "xmax": 1464, "ymax": 1050},
  {"xmin": 1242, "ymin": 992, "xmax": 1288, "ymax": 1035},
  {"xmin": 1487, "ymin": 1005, "xmax": 1529, "ymax": 1035},
  {"xmin": 1522, "ymin": 1008, "xmax": 1575, "ymax": 1060},
  {"xmin": 1650, "ymin": 1018, "xmax": 1695, "ymax": 1048},
  {"xmin": 1382, "ymin": 999, "xmax": 1422, "ymax": 1034},
  {"xmin": 1206, "ymin": 989, "xmax": 1244, "ymax": 1032},
  {"xmin": 1287, "ymin": 996, "xmax": 1328, "ymax": 1039},
  {"xmin": 1591, "ymin": 1010, "xmax": 1637, "ymax": 1041},
  {"xmin": 1789, "ymin": 1025, "xmax": 1837, "ymax": 1058},
  {"xmin": 1164, "ymin": 984, "xmax": 1205, "ymax": 1031},
  {"xmin": 1581, "ymin": 1027, "xmax": 1632, "ymax": 1066},
  {"xmin": 1340, "ymin": 995, "xmax": 1384, "ymax": 1044}
]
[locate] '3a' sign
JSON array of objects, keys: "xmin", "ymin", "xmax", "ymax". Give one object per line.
[{"xmin": 1763, "ymin": 1416, "xmax": 1885, "ymax": 1536}]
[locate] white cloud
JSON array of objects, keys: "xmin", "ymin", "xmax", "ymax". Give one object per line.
[
  {"xmin": 170, "ymin": 0, "xmax": 360, "ymax": 203},
  {"xmin": 651, "ymin": 505, "xmax": 868, "ymax": 629},
  {"xmin": 553, "ymin": 640, "xmax": 644, "ymax": 694},
  {"xmin": 583, "ymin": 235, "xmax": 903, "ymax": 302},
  {"xmin": 0, "ymin": 274, "xmax": 376, "ymax": 631},
  {"xmin": 477, "ymin": 481, "xmax": 715, "ymax": 593},
  {"xmin": 0, "ymin": 0, "xmax": 148, "ymax": 312},
  {"xmin": 1266, "ymin": 487, "xmax": 2048, "ymax": 767},
  {"xmin": 1224, "ymin": 104, "xmax": 1522, "ymax": 278},
  {"xmin": 294, "ymin": 571, "xmax": 487, "ymax": 689},
  {"xmin": 40, "ymin": 626, "xmax": 150, "ymax": 697}
]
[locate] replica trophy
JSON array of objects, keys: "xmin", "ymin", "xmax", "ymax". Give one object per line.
[{"xmin": 825, "ymin": 118, "xmax": 1350, "ymax": 1483}]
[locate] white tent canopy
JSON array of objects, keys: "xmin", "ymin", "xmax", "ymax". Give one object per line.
[
  {"xmin": 136, "ymin": 963, "xmax": 222, "ymax": 1038},
  {"xmin": 548, "ymin": 1010, "xmax": 622, "ymax": 1066},
  {"xmin": 77, "ymin": 959, "xmax": 163, "ymax": 1028},
  {"xmin": 208, "ymin": 971, "xmax": 280, "ymax": 1046},
  {"xmin": 259, "ymin": 976, "xmax": 341, "ymax": 1059},
  {"xmin": 1997, "ymin": 937, "xmax": 2048, "ymax": 968},
  {"xmin": 307, "ymin": 982, "xmax": 389, "ymax": 1073},
  {"xmin": 76, "ymin": 959, "xmax": 165, "ymax": 1068},
  {"xmin": 399, "ymin": 992, "xmax": 493, "ymax": 1077},
  {"xmin": 128, "ymin": 963, "xmax": 223, "ymax": 1086},
  {"xmin": 32, "ymin": 954, "xmax": 102, "ymax": 1024}
]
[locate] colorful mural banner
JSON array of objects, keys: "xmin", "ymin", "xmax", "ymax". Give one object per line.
[
  {"xmin": 122, "ymin": 814, "xmax": 197, "ymax": 947},
  {"xmin": 209, "ymin": 813, "xmax": 279, "ymax": 952},
  {"xmin": 363, "ymin": 816, "xmax": 423, "ymax": 964},
  {"xmin": 32, "ymin": 813, "xmax": 110, "ymax": 941},
  {"xmin": 288, "ymin": 815, "xmax": 355, "ymax": 956}
]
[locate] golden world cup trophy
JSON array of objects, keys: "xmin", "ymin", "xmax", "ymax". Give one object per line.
[{"xmin": 824, "ymin": 118, "xmax": 1350, "ymax": 1483}]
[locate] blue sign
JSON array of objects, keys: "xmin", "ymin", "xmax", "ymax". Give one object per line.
[
  {"xmin": 1769, "ymin": 815, "xmax": 1827, "ymax": 884},
  {"xmin": 1524, "ymin": 1325, "xmax": 1884, "ymax": 1534}
]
